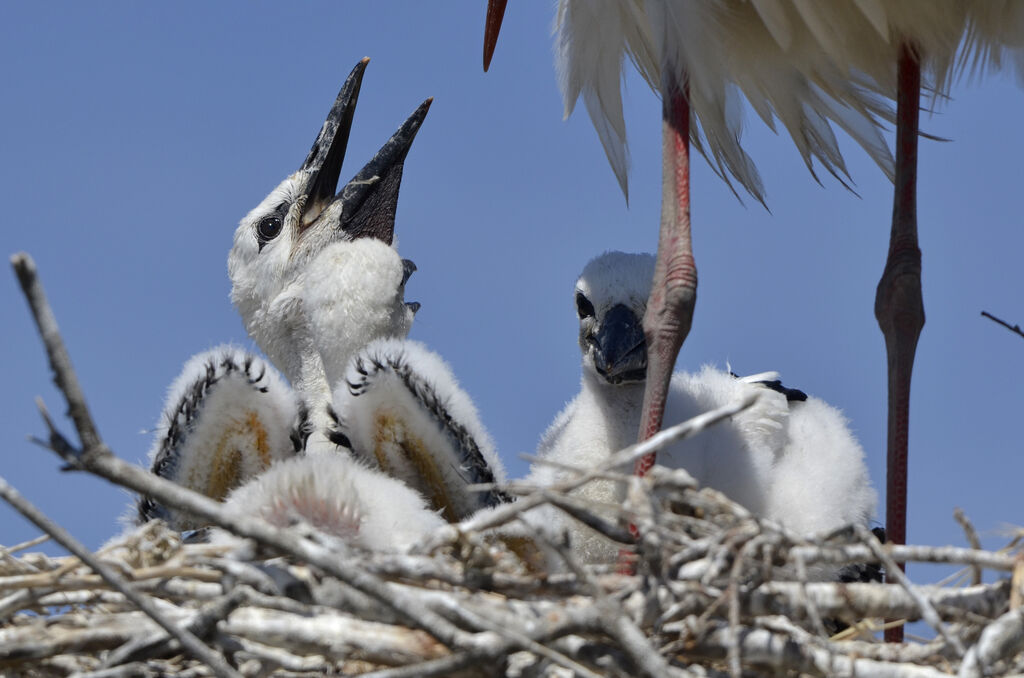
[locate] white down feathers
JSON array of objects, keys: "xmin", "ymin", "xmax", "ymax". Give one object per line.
[
  {"xmin": 529, "ymin": 251, "xmax": 878, "ymax": 564},
  {"xmin": 334, "ymin": 337, "xmax": 508, "ymax": 521},
  {"xmin": 214, "ymin": 455, "xmax": 445, "ymax": 553},
  {"xmin": 302, "ymin": 240, "xmax": 415, "ymax": 397},
  {"xmin": 138, "ymin": 347, "xmax": 301, "ymax": 531}
]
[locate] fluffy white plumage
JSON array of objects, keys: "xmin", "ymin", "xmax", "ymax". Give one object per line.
[
  {"xmin": 137, "ymin": 347, "xmax": 302, "ymax": 530},
  {"xmin": 302, "ymin": 240, "xmax": 416, "ymax": 397},
  {"xmin": 213, "ymin": 455, "xmax": 445, "ymax": 553},
  {"xmin": 229, "ymin": 205, "xmax": 415, "ymax": 437},
  {"xmin": 334, "ymin": 337, "xmax": 508, "ymax": 521},
  {"xmin": 528, "ymin": 252, "xmax": 877, "ymax": 563}
]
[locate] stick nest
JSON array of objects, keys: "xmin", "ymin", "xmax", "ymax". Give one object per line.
[
  {"xmin": 7, "ymin": 251, "xmax": 1024, "ymax": 677},
  {"xmin": 3, "ymin": 466, "xmax": 1023, "ymax": 678}
]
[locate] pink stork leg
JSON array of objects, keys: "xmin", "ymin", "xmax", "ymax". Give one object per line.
[
  {"xmin": 637, "ymin": 79, "xmax": 696, "ymax": 464},
  {"xmin": 876, "ymin": 44, "xmax": 924, "ymax": 645},
  {"xmin": 620, "ymin": 77, "xmax": 695, "ymax": 574}
]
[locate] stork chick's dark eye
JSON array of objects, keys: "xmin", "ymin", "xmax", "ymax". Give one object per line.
[
  {"xmin": 256, "ymin": 215, "xmax": 283, "ymax": 249},
  {"xmin": 576, "ymin": 292, "xmax": 595, "ymax": 319}
]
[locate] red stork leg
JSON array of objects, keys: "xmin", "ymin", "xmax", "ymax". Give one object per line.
[
  {"xmin": 619, "ymin": 76, "xmax": 695, "ymax": 573},
  {"xmin": 876, "ymin": 43, "xmax": 924, "ymax": 644},
  {"xmin": 637, "ymin": 77, "xmax": 696, "ymax": 465}
]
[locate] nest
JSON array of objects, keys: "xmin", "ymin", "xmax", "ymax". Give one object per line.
[
  {"xmin": 7, "ymin": 255, "xmax": 1024, "ymax": 677},
  {"xmin": 3, "ymin": 450, "xmax": 1023, "ymax": 678}
]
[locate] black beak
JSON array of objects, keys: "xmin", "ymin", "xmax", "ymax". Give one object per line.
[
  {"xmin": 299, "ymin": 58, "xmax": 368, "ymax": 227},
  {"xmin": 297, "ymin": 58, "xmax": 432, "ymax": 245},
  {"xmin": 335, "ymin": 97, "xmax": 432, "ymax": 244},
  {"xmin": 591, "ymin": 304, "xmax": 647, "ymax": 384}
]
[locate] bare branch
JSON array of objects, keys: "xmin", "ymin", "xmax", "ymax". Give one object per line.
[
  {"xmin": 11, "ymin": 252, "xmax": 104, "ymax": 454},
  {"xmin": 954, "ymin": 507, "xmax": 983, "ymax": 586},
  {"xmin": 981, "ymin": 310, "xmax": 1024, "ymax": 342}
]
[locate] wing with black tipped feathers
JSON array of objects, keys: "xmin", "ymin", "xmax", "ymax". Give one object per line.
[
  {"xmin": 136, "ymin": 346, "xmax": 307, "ymax": 530},
  {"xmin": 332, "ymin": 338, "xmax": 511, "ymax": 522}
]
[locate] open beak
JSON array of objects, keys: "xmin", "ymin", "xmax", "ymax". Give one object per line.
[
  {"xmin": 297, "ymin": 58, "xmax": 432, "ymax": 245},
  {"xmin": 591, "ymin": 304, "xmax": 648, "ymax": 384},
  {"xmin": 483, "ymin": 0, "xmax": 508, "ymax": 71}
]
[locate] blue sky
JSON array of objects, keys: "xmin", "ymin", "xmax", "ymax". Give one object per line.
[{"xmin": 2, "ymin": 2, "xmax": 1022, "ymax": 585}]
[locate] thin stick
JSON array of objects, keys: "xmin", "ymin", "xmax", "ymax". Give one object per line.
[
  {"xmin": 4, "ymin": 534, "xmax": 50, "ymax": 554},
  {"xmin": 0, "ymin": 474, "xmax": 243, "ymax": 678},
  {"xmin": 953, "ymin": 508, "xmax": 983, "ymax": 586},
  {"xmin": 11, "ymin": 252, "xmax": 104, "ymax": 453},
  {"xmin": 981, "ymin": 310, "xmax": 1024, "ymax": 342}
]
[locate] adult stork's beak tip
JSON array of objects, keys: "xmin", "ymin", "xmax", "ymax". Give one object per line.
[{"xmin": 483, "ymin": 0, "xmax": 508, "ymax": 72}]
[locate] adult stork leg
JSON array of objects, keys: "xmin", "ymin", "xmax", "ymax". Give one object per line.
[
  {"xmin": 636, "ymin": 78, "xmax": 696, "ymax": 466},
  {"xmin": 875, "ymin": 43, "xmax": 924, "ymax": 645},
  {"xmin": 620, "ymin": 76, "xmax": 695, "ymax": 574}
]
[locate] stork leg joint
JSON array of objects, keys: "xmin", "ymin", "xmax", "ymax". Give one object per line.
[{"xmin": 874, "ymin": 245, "xmax": 924, "ymax": 341}]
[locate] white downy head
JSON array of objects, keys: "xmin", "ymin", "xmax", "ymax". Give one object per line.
[{"xmin": 573, "ymin": 251, "xmax": 654, "ymax": 384}]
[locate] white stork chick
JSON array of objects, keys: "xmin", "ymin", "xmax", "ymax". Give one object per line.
[
  {"xmin": 138, "ymin": 60, "xmax": 432, "ymax": 532},
  {"xmin": 142, "ymin": 60, "xmax": 512, "ymax": 535},
  {"xmin": 136, "ymin": 347, "xmax": 303, "ymax": 531},
  {"xmin": 212, "ymin": 455, "xmax": 445, "ymax": 553},
  {"xmin": 227, "ymin": 59, "xmax": 429, "ymax": 439},
  {"xmin": 333, "ymin": 337, "xmax": 510, "ymax": 521},
  {"xmin": 530, "ymin": 252, "xmax": 876, "ymax": 563}
]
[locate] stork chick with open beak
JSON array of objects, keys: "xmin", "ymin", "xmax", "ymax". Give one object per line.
[
  {"xmin": 228, "ymin": 59, "xmax": 431, "ymax": 441},
  {"xmin": 136, "ymin": 61, "xmax": 433, "ymax": 531}
]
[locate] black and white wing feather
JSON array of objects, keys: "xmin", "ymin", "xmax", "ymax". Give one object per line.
[
  {"xmin": 136, "ymin": 346, "xmax": 305, "ymax": 530},
  {"xmin": 334, "ymin": 338, "xmax": 510, "ymax": 521}
]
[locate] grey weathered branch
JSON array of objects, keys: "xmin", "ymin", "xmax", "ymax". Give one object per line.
[
  {"xmin": 12, "ymin": 252, "xmax": 104, "ymax": 454},
  {"xmin": 0, "ymin": 475, "xmax": 242, "ymax": 678}
]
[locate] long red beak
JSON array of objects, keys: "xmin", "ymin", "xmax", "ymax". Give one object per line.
[{"xmin": 483, "ymin": 0, "xmax": 508, "ymax": 71}]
